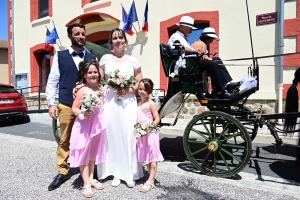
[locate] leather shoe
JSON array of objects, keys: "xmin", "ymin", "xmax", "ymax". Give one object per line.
[
  {"xmin": 219, "ymin": 91, "xmax": 238, "ymax": 99},
  {"xmin": 48, "ymin": 174, "xmax": 67, "ymax": 191},
  {"xmin": 225, "ymin": 82, "xmax": 240, "ymax": 93}
]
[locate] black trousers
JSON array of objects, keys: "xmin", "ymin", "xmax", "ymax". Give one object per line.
[{"xmin": 199, "ymin": 57, "xmax": 232, "ymax": 92}]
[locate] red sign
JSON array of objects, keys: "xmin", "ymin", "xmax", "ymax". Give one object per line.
[
  {"xmin": 256, "ymin": 12, "xmax": 277, "ymax": 26},
  {"xmin": 80, "ymin": 15, "xmax": 104, "ymax": 25}
]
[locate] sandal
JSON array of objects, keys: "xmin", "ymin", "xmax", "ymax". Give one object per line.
[
  {"xmin": 83, "ymin": 184, "xmax": 93, "ymax": 198},
  {"xmin": 139, "ymin": 181, "xmax": 154, "ymax": 193},
  {"xmin": 91, "ymin": 179, "xmax": 104, "ymax": 190}
]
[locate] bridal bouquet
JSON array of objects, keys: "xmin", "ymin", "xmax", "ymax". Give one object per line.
[
  {"xmin": 103, "ymin": 69, "xmax": 136, "ymax": 101},
  {"xmin": 78, "ymin": 93, "xmax": 102, "ymax": 120},
  {"xmin": 134, "ymin": 122, "xmax": 159, "ymax": 139}
]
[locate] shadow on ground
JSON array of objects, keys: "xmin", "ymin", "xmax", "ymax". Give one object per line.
[
  {"xmin": 160, "ymin": 136, "xmax": 300, "ymax": 183},
  {"xmin": 0, "ymin": 115, "xmax": 30, "ymax": 127}
]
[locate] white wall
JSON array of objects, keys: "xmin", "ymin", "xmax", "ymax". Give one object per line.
[{"xmin": 13, "ymin": 0, "xmax": 293, "ymax": 100}]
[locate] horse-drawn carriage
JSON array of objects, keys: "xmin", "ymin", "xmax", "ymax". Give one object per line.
[{"xmin": 52, "ymin": 3, "xmax": 300, "ymax": 178}]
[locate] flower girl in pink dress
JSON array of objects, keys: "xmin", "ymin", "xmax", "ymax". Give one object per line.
[
  {"xmin": 135, "ymin": 78, "xmax": 164, "ymax": 193},
  {"xmin": 69, "ymin": 60, "xmax": 106, "ymax": 198}
]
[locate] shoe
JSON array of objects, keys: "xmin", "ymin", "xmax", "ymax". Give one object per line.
[
  {"xmin": 111, "ymin": 177, "xmax": 121, "ymax": 187},
  {"xmin": 219, "ymin": 91, "xmax": 237, "ymax": 99},
  {"xmin": 225, "ymin": 82, "xmax": 241, "ymax": 93},
  {"xmin": 139, "ymin": 181, "xmax": 154, "ymax": 193},
  {"xmin": 126, "ymin": 180, "xmax": 136, "ymax": 188},
  {"xmin": 48, "ymin": 174, "xmax": 67, "ymax": 191},
  {"xmin": 83, "ymin": 184, "xmax": 93, "ymax": 198},
  {"xmin": 91, "ymin": 179, "xmax": 104, "ymax": 190}
]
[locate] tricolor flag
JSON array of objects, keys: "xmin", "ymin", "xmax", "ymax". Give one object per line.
[
  {"xmin": 123, "ymin": 1, "xmax": 138, "ymax": 36},
  {"xmin": 142, "ymin": 0, "xmax": 148, "ymax": 32},
  {"xmin": 44, "ymin": 28, "xmax": 53, "ymax": 51},
  {"xmin": 45, "ymin": 27, "xmax": 59, "ymax": 51}
]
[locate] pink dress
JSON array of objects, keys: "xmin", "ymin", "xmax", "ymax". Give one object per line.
[
  {"xmin": 136, "ymin": 102, "xmax": 164, "ymax": 164},
  {"xmin": 69, "ymin": 92, "xmax": 106, "ymax": 168}
]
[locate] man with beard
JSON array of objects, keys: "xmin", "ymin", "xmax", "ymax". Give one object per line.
[{"xmin": 46, "ymin": 23, "xmax": 97, "ymax": 191}]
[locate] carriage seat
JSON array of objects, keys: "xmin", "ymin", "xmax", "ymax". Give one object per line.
[{"xmin": 159, "ymin": 43, "xmax": 202, "ymax": 77}]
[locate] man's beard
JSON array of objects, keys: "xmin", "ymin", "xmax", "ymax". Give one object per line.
[{"xmin": 71, "ymin": 37, "xmax": 85, "ymax": 48}]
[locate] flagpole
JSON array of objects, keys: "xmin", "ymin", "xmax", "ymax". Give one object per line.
[
  {"xmin": 52, "ymin": 20, "xmax": 62, "ymax": 46},
  {"xmin": 121, "ymin": 3, "xmax": 138, "ymax": 33},
  {"xmin": 133, "ymin": 0, "xmax": 141, "ymax": 31}
]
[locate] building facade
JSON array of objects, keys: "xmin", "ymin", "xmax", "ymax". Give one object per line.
[
  {"xmin": 0, "ymin": 40, "xmax": 9, "ymax": 84},
  {"xmin": 6, "ymin": 0, "xmax": 300, "ymax": 106}
]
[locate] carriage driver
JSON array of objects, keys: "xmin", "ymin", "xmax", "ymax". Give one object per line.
[{"xmin": 168, "ymin": 16, "xmax": 240, "ymax": 99}]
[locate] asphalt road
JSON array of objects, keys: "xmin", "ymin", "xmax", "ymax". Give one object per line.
[
  {"xmin": 1, "ymin": 119, "xmax": 299, "ymax": 183},
  {"xmin": 0, "ymin": 119, "xmax": 299, "ymax": 199}
]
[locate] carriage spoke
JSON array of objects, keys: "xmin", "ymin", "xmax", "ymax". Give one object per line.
[
  {"xmin": 201, "ymin": 119, "xmax": 213, "ymax": 138},
  {"xmin": 213, "ymin": 152, "xmax": 217, "ymax": 172},
  {"xmin": 219, "ymin": 151, "xmax": 231, "ymax": 171},
  {"xmin": 191, "ymin": 146, "xmax": 207, "ymax": 156},
  {"xmin": 222, "ymin": 143, "xmax": 246, "ymax": 149},
  {"xmin": 190, "ymin": 128, "xmax": 209, "ymax": 140},
  {"xmin": 221, "ymin": 148, "xmax": 242, "ymax": 163},
  {"xmin": 220, "ymin": 132, "xmax": 242, "ymax": 142},
  {"xmin": 187, "ymin": 140, "xmax": 207, "ymax": 144},
  {"xmin": 218, "ymin": 121, "xmax": 230, "ymax": 139},
  {"xmin": 213, "ymin": 117, "xmax": 216, "ymax": 138},
  {"xmin": 200, "ymin": 151, "xmax": 211, "ymax": 167}
]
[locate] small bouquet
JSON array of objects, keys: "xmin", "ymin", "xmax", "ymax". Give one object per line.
[
  {"xmin": 78, "ymin": 93, "xmax": 102, "ymax": 120},
  {"xmin": 134, "ymin": 122, "xmax": 159, "ymax": 139},
  {"xmin": 103, "ymin": 69, "xmax": 136, "ymax": 101}
]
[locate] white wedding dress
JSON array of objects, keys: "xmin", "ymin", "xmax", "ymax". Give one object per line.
[{"xmin": 97, "ymin": 54, "xmax": 144, "ymax": 185}]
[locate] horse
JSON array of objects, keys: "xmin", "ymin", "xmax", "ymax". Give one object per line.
[{"xmin": 284, "ymin": 67, "xmax": 300, "ymax": 172}]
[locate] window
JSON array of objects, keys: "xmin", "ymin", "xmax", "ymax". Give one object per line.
[{"xmin": 39, "ymin": 0, "xmax": 49, "ymax": 18}]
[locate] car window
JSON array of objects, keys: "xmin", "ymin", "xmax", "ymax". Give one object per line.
[{"xmin": 0, "ymin": 86, "xmax": 17, "ymax": 93}]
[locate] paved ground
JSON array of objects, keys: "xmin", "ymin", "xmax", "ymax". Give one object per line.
[
  {"xmin": 0, "ymin": 113, "xmax": 299, "ymax": 199},
  {"xmin": 0, "ymin": 133, "xmax": 299, "ymax": 200}
]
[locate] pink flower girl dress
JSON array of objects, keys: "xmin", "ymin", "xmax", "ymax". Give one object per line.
[
  {"xmin": 69, "ymin": 91, "xmax": 107, "ymax": 168},
  {"xmin": 136, "ymin": 102, "xmax": 164, "ymax": 164}
]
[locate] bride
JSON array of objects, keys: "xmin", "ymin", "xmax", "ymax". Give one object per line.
[{"xmin": 97, "ymin": 28, "xmax": 144, "ymax": 187}]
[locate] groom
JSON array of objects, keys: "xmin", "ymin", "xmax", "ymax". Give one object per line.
[{"xmin": 46, "ymin": 23, "xmax": 97, "ymax": 191}]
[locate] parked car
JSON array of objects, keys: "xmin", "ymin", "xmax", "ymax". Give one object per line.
[{"xmin": 0, "ymin": 83, "xmax": 28, "ymax": 123}]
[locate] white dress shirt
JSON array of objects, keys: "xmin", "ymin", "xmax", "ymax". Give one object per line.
[
  {"xmin": 168, "ymin": 31, "xmax": 192, "ymax": 49},
  {"xmin": 45, "ymin": 47, "xmax": 86, "ymax": 107}
]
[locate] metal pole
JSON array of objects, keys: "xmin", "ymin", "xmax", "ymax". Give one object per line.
[
  {"xmin": 278, "ymin": 0, "xmax": 285, "ymax": 124},
  {"xmin": 11, "ymin": 0, "xmax": 16, "ymax": 87},
  {"xmin": 245, "ymin": 0, "xmax": 255, "ymax": 68}
]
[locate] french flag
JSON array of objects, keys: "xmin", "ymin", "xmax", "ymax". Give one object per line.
[
  {"xmin": 142, "ymin": 0, "xmax": 148, "ymax": 32},
  {"xmin": 44, "ymin": 28, "xmax": 53, "ymax": 51}
]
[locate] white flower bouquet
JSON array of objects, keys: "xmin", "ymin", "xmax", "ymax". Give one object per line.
[
  {"xmin": 78, "ymin": 93, "xmax": 102, "ymax": 120},
  {"xmin": 103, "ymin": 69, "xmax": 136, "ymax": 101},
  {"xmin": 134, "ymin": 122, "xmax": 159, "ymax": 139}
]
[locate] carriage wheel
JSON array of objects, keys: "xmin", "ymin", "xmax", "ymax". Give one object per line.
[
  {"xmin": 183, "ymin": 111, "xmax": 252, "ymax": 177},
  {"xmin": 52, "ymin": 118, "xmax": 61, "ymax": 144}
]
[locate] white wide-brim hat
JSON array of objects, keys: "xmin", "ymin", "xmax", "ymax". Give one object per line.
[
  {"xmin": 176, "ymin": 16, "xmax": 197, "ymax": 30},
  {"xmin": 202, "ymin": 27, "xmax": 220, "ymax": 41}
]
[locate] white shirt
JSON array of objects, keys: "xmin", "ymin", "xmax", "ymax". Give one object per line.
[
  {"xmin": 45, "ymin": 47, "xmax": 86, "ymax": 107},
  {"xmin": 168, "ymin": 31, "xmax": 191, "ymax": 49}
]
